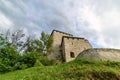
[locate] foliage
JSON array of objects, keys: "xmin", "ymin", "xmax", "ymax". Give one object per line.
[
  {"xmin": 0, "ymin": 34, "xmax": 12, "ymax": 48},
  {"xmin": 0, "ymin": 33, "xmax": 19, "ymax": 72},
  {"xmin": 25, "ymin": 39, "xmax": 43, "ymax": 54},
  {"xmin": 11, "ymin": 30, "xmax": 25, "ymax": 51},
  {"xmin": 0, "ymin": 47, "xmax": 19, "ymax": 73},
  {"xmin": 24, "ymin": 31, "xmax": 53, "ymax": 55},
  {"xmin": 16, "ymin": 52, "xmax": 38, "ymax": 69},
  {"xmin": 4, "ymin": 30, "xmax": 26, "ymax": 52},
  {"xmin": 34, "ymin": 59, "xmax": 43, "ymax": 67},
  {"xmin": 0, "ymin": 30, "xmax": 53, "ymax": 73},
  {"xmin": 40, "ymin": 31, "xmax": 53, "ymax": 55},
  {"xmin": 40, "ymin": 56, "xmax": 54, "ymax": 66}
]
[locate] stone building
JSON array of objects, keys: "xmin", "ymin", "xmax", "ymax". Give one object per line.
[
  {"xmin": 48, "ymin": 30, "xmax": 92, "ymax": 62},
  {"xmin": 48, "ymin": 30, "xmax": 120, "ymax": 62},
  {"xmin": 61, "ymin": 36, "xmax": 92, "ymax": 62}
]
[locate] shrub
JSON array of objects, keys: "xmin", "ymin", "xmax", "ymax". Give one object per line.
[
  {"xmin": 52, "ymin": 60, "xmax": 63, "ymax": 65},
  {"xmin": 17, "ymin": 52, "xmax": 38, "ymax": 69},
  {"xmin": 34, "ymin": 59, "xmax": 43, "ymax": 67},
  {"xmin": 0, "ymin": 47, "xmax": 19, "ymax": 73},
  {"xmin": 40, "ymin": 57, "xmax": 53, "ymax": 66}
]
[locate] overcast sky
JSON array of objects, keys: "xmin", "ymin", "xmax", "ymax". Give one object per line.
[{"xmin": 0, "ymin": 0, "xmax": 120, "ymax": 48}]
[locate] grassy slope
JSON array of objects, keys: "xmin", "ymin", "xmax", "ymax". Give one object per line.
[{"xmin": 0, "ymin": 58, "xmax": 120, "ymax": 80}]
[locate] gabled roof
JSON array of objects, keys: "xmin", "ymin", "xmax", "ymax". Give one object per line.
[{"xmin": 50, "ymin": 30, "xmax": 73, "ymax": 36}]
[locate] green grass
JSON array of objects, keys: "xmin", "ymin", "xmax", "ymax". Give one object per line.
[{"xmin": 0, "ymin": 58, "xmax": 120, "ymax": 80}]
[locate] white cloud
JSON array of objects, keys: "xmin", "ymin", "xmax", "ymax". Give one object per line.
[
  {"xmin": 0, "ymin": 12, "xmax": 13, "ymax": 29},
  {"xmin": 74, "ymin": 0, "xmax": 120, "ymax": 48},
  {"xmin": 0, "ymin": 0, "xmax": 120, "ymax": 48}
]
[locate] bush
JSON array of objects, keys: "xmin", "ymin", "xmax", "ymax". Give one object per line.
[
  {"xmin": 0, "ymin": 47, "xmax": 41, "ymax": 72},
  {"xmin": 0, "ymin": 47, "xmax": 19, "ymax": 73},
  {"xmin": 52, "ymin": 60, "xmax": 62, "ymax": 65},
  {"xmin": 34, "ymin": 59, "xmax": 43, "ymax": 67},
  {"xmin": 17, "ymin": 52, "xmax": 38, "ymax": 69},
  {"xmin": 40, "ymin": 56, "xmax": 53, "ymax": 66}
]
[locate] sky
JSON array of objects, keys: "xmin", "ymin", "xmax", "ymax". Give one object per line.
[{"xmin": 0, "ymin": 0, "xmax": 120, "ymax": 48}]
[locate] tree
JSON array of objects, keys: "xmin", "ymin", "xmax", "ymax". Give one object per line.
[
  {"xmin": 0, "ymin": 34, "xmax": 19, "ymax": 72},
  {"xmin": 0, "ymin": 30, "xmax": 54, "ymax": 73},
  {"xmin": 0, "ymin": 33, "xmax": 11, "ymax": 48},
  {"xmin": 4, "ymin": 29, "xmax": 26, "ymax": 52},
  {"xmin": 40, "ymin": 31, "xmax": 53, "ymax": 55},
  {"xmin": 11, "ymin": 29, "xmax": 25, "ymax": 52},
  {"xmin": 24, "ymin": 36, "xmax": 43, "ymax": 54},
  {"xmin": 25, "ymin": 31, "xmax": 53, "ymax": 55}
]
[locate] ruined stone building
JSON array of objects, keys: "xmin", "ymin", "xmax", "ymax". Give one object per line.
[
  {"xmin": 49, "ymin": 30, "xmax": 92, "ymax": 62},
  {"xmin": 48, "ymin": 30, "xmax": 120, "ymax": 62}
]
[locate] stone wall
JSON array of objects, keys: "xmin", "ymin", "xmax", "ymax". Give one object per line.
[
  {"xmin": 62, "ymin": 36, "xmax": 92, "ymax": 62},
  {"xmin": 48, "ymin": 30, "xmax": 72, "ymax": 60},
  {"xmin": 77, "ymin": 48, "xmax": 120, "ymax": 62}
]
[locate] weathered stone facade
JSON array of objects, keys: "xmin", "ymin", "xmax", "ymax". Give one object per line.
[
  {"xmin": 48, "ymin": 30, "xmax": 120, "ymax": 62},
  {"xmin": 48, "ymin": 30, "xmax": 73, "ymax": 60},
  {"xmin": 48, "ymin": 30, "xmax": 92, "ymax": 62},
  {"xmin": 61, "ymin": 36, "xmax": 92, "ymax": 62}
]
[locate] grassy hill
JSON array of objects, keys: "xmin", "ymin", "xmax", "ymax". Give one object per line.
[{"xmin": 0, "ymin": 58, "xmax": 120, "ymax": 80}]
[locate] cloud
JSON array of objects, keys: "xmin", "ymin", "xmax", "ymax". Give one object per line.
[
  {"xmin": 0, "ymin": 0, "xmax": 120, "ymax": 48},
  {"xmin": 0, "ymin": 11, "xmax": 13, "ymax": 29}
]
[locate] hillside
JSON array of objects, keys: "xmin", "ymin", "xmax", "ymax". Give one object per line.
[{"xmin": 0, "ymin": 58, "xmax": 120, "ymax": 80}]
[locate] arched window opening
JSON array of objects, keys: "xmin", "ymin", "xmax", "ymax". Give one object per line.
[{"xmin": 70, "ymin": 52, "xmax": 75, "ymax": 58}]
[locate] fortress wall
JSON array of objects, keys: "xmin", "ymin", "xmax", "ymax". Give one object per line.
[
  {"xmin": 77, "ymin": 48, "xmax": 120, "ymax": 62},
  {"xmin": 63, "ymin": 37, "xmax": 92, "ymax": 62},
  {"xmin": 48, "ymin": 30, "xmax": 72, "ymax": 60}
]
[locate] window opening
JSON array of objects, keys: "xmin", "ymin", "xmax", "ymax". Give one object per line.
[{"xmin": 70, "ymin": 52, "xmax": 75, "ymax": 58}]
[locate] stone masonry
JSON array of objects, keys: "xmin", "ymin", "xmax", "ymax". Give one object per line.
[
  {"xmin": 61, "ymin": 36, "xmax": 92, "ymax": 62},
  {"xmin": 48, "ymin": 30, "xmax": 120, "ymax": 62},
  {"xmin": 48, "ymin": 30, "xmax": 73, "ymax": 60},
  {"xmin": 77, "ymin": 48, "xmax": 120, "ymax": 62},
  {"xmin": 48, "ymin": 30, "xmax": 92, "ymax": 62}
]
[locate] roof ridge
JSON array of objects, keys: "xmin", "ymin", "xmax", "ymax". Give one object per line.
[
  {"xmin": 62, "ymin": 36, "xmax": 85, "ymax": 39},
  {"xmin": 51, "ymin": 30, "xmax": 73, "ymax": 36}
]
